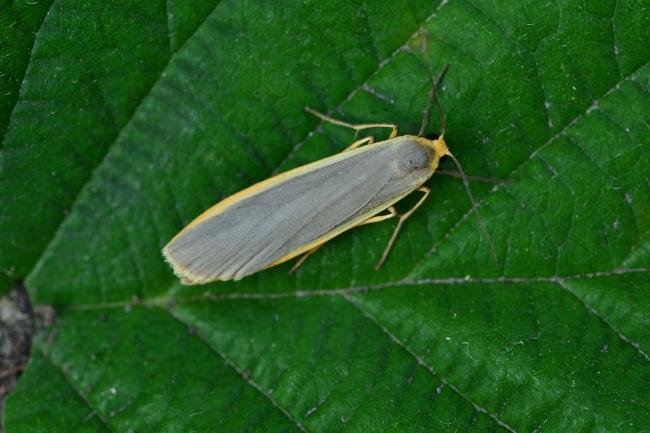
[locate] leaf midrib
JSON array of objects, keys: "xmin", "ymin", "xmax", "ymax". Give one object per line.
[
  {"xmin": 56, "ymin": 267, "xmax": 650, "ymax": 384},
  {"xmin": 57, "ymin": 267, "xmax": 649, "ymax": 311}
]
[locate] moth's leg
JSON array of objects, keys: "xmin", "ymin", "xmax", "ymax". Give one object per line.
[
  {"xmin": 376, "ymin": 187, "xmax": 430, "ymax": 270},
  {"xmin": 289, "ymin": 244, "xmax": 324, "ymax": 274},
  {"xmin": 305, "ymin": 107, "xmax": 399, "ymax": 139},
  {"xmin": 358, "ymin": 206, "xmax": 397, "ymax": 225},
  {"xmin": 345, "ymin": 136, "xmax": 374, "ymax": 151},
  {"xmin": 435, "ymin": 169, "xmax": 515, "ymax": 185},
  {"xmin": 289, "ymin": 206, "xmax": 397, "ymax": 274}
]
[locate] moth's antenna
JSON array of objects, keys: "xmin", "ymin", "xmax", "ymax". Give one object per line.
[
  {"xmin": 412, "ymin": 35, "xmax": 497, "ymax": 263},
  {"xmin": 447, "ymin": 152, "xmax": 498, "ymax": 263},
  {"xmin": 419, "ymin": 64, "xmax": 449, "ymax": 137}
]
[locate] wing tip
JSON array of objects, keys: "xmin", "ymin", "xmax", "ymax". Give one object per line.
[{"xmin": 162, "ymin": 243, "xmax": 214, "ymax": 286}]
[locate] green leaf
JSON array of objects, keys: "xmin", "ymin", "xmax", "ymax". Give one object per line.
[
  {"xmin": 0, "ymin": 0, "xmax": 53, "ymax": 292},
  {"xmin": 0, "ymin": 1, "xmax": 52, "ymax": 138},
  {"xmin": 0, "ymin": 0, "xmax": 219, "ymax": 290},
  {"xmin": 4, "ymin": 0, "xmax": 650, "ymax": 432}
]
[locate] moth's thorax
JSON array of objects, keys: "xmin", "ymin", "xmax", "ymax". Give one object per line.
[
  {"xmin": 415, "ymin": 136, "xmax": 450, "ymax": 159},
  {"xmin": 417, "ymin": 135, "xmax": 450, "ymax": 173},
  {"xmin": 386, "ymin": 136, "xmax": 433, "ymax": 181},
  {"xmin": 388, "ymin": 135, "xmax": 449, "ymax": 176}
]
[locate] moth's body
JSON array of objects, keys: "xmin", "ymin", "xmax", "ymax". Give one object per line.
[{"xmin": 163, "ymin": 135, "xmax": 450, "ymax": 283}]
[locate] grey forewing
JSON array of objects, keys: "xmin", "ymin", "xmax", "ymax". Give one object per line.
[{"xmin": 167, "ymin": 137, "xmax": 432, "ymax": 281}]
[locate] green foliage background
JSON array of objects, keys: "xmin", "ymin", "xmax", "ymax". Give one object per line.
[{"xmin": 1, "ymin": 0, "xmax": 649, "ymax": 431}]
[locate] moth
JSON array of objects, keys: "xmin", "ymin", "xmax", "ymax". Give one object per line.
[{"xmin": 163, "ymin": 65, "xmax": 494, "ymax": 284}]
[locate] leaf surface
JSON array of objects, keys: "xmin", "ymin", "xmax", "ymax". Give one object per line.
[
  {"xmin": 4, "ymin": 0, "xmax": 650, "ymax": 431},
  {"xmin": 0, "ymin": 0, "xmax": 220, "ymax": 291}
]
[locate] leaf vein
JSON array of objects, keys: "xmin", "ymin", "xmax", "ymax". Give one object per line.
[
  {"xmin": 0, "ymin": 0, "xmax": 55, "ymax": 147},
  {"xmin": 25, "ymin": 0, "xmax": 226, "ymax": 284},
  {"xmin": 408, "ymin": 60, "xmax": 649, "ymax": 276},
  {"xmin": 342, "ymin": 293, "xmax": 517, "ymax": 433},
  {"xmin": 554, "ymin": 279, "xmax": 650, "ymax": 362},
  {"xmin": 271, "ymin": 0, "xmax": 451, "ymax": 175},
  {"xmin": 165, "ymin": 0, "xmax": 174, "ymax": 52},
  {"xmin": 60, "ymin": 268, "xmax": 650, "ymax": 312},
  {"xmin": 166, "ymin": 307, "xmax": 310, "ymax": 433},
  {"xmin": 37, "ymin": 346, "xmax": 116, "ymax": 432}
]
